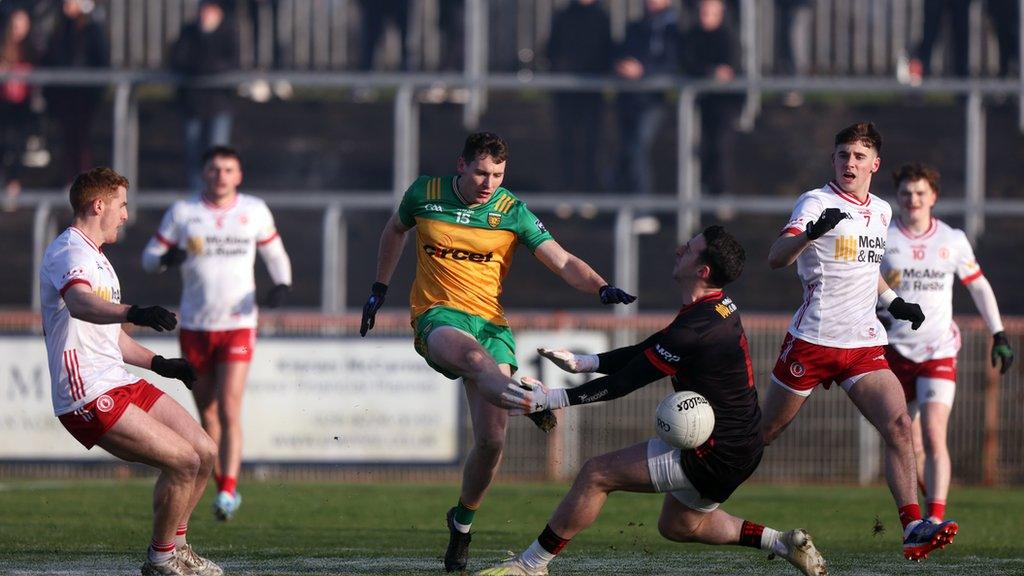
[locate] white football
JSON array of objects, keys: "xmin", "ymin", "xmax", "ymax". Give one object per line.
[{"xmin": 655, "ymin": 391, "xmax": 715, "ymax": 449}]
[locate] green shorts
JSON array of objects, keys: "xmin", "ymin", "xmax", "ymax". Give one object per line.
[{"xmin": 412, "ymin": 306, "xmax": 517, "ymax": 380}]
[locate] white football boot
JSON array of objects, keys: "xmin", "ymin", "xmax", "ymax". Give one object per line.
[
  {"xmin": 476, "ymin": 554, "xmax": 549, "ymax": 576},
  {"xmin": 772, "ymin": 529, "xmax": 828, "ymax": 576},
  {"xmin": 176, "ymin": 543, "xmax": 224, "ymax": 576}
]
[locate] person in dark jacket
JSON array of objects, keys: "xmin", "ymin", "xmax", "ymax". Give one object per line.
[
  {"xmin": 682, "ymin": 0, "xmax": 742, "ymax": 197},
  {"xmin": 169, "ymin": 0, "xmax": 239, "ymax": 190},
  {"xmin": 613, "ymin": 0, "xmax": 680, "ymax": 212},
  {"xmin": 547, "ymin": 0, "xmax": 612, "ymax": 192},
  {"xmin": 43, "ymin": 0, "xmax": 108, "ymax": 184}
]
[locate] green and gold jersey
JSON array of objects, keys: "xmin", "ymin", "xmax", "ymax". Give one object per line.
[{"xmin": 398, "ymin": 175, "xmax": 553, "ymax": 325}]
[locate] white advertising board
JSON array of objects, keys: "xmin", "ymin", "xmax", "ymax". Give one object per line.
[{"xmin": 0, "ymin": 330, "xmax": 608, "ymax": 463}]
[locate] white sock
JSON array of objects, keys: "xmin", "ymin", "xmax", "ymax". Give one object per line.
[
  {"xmin": 174, "ymin": 523, "xmax": 188, "ymax": 548},
  {"xmin": 519, "ymin": 540, "xmax": 556, "ymax": 570},
  {"xmin": 148, "ymin": 541, "xmax": 175, "ymax": 565},
  {"xmin": 453, "ymin": 518, "xmax": 471, "ymax": 534},
  {"xmin": 760, "ymin": 527, "xmax": 784, "ymax": 554}
]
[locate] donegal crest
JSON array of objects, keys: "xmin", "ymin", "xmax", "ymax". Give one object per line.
[{"xmin": 487, "ymin": 212, "xmax": 503, "ymax": 228}]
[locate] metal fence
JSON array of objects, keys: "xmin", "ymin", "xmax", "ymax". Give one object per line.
[
  {"xmin": 94, "ymin": 0, "xmax": 1016, "ymax": 76},
  {"xmin": 2, "ymin": 312, "xmax": 1021, "ymax": 487}
]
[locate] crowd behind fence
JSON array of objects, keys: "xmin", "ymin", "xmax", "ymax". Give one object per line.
[{"xmin": 1, "ymin": 312, "xmax": 1021, "ymax": 487}]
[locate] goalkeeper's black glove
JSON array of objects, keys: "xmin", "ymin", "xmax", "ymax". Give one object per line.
[
  {"xmin": 159, "ymin": 246, "xmax": 188, "ymax": 268},
  {"xmin": 805, "ymin": 208, "xmax": 850, "ymax": 240},
  {"xmin": 887, "ymin": 297, "xmax": 925, "ymax": 330},
  {"xmin": 264, "ymin": 284, "xmax": 290, "ymax": 309},
  {"xmin": 151, "ymin": 355, "xmax": 197, "ymax": 389},
  {"xmin": 599, "ymin": 285, "xmax": 637, "ymax": 305},
  {"xmin": 992, "ymin": 331, "xmax": 1014, "ymax": 375},
  {"xmin": 359, "ymin": 282, "xmax": 388, "ymax": 336},
  {"xmin": 127, "ymin": 305, "xmax": 177, "ymax": 332}
]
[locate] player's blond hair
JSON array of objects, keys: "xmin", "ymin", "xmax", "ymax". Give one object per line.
[{"xmin": 69, "ymin": 167, "xmax": 130, "ymax": 215}]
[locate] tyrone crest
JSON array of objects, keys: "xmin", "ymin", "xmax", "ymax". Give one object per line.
[{"xmin": 487, "ymin": 212, "xmax": 502, "ymax": 228}]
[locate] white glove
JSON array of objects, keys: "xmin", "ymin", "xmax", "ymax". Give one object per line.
[
  {"xmin": 537, "ymin": 347, "xmax": 599, "ymax": 374},
  {"xmin": 502, "ymin": 376, "xmax": 569, "ymax": 414}
]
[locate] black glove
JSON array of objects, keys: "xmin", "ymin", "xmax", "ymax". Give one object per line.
[
  {"xmin": 992, "ymin": 331, "xmax": 1015, "ymax": 375},
  {"xmin": 264, "ymin": 284, "xmax": 290, "ymax": 309},
  {"xmin": 159, "ymin": 246, "xmax": 187, "ymax": 268},
  {"xmin": 599, "ymin": 285, "xmax": 637, "ymax": 305},
  {"xmin": 805, "ymin": 208, "xmax": 850, "ymax": 240},
  {"xmin": 887, "ymin": 297, "xmax": 925, "ymax": 330},
  {"xmin": 151, "ymin": 355, "xmax": 197, "ymax": 389},
  {"xmin": 526, "ymin": 409, "xmax": 558, "ymax": 433},
  {"xmin": 126, "ymin": 305, "xmax": 177, "ymax": 332},
  {"xmin": 359, "ymin": 282, "xmax": 388, "ymax": 337}
]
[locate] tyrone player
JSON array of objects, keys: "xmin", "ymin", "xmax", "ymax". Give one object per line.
[
  {"xmin": 358, "ymin": 132, "xmax": 635, "ymax": 573},
  {"xmin": 142, "ymin": 146, "xmax": 292, "ymax": 521},
  {"xmin": 42, "ymin": 168, "xmax": 220, "ymax": 576},
  {"xmin": 480, "ymin": 226, "xmax": 827, "ymax": 576},
  {"xmin": 881, "ymin": 163, "xmax": 1014, "ymax": 523},
  {"xmin": 765, "ymin": 122, "xmax": 956, "ymax": 562}
]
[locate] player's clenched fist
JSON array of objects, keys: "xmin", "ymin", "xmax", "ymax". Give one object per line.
[
  {"xmin": 537, "ymin": 347, "xmax": 598, "ymax": 374},
  {"xmin": 805, "ymin": 208, "xmax": 850, "ymax": 240},
  {"xmin": 359, "ymin": 282, "xmax": 388, "ymax": 337},
  {"xmin": 887, "ymin": 297, "xmax": 925, "ymax": 330},
  {"xmin": 126, "ymin": 305, "xmax": 177, "ymax": 332},
  {"xmin": 151, "ymin": 355, "xmax": 197, "ymax": 389}
]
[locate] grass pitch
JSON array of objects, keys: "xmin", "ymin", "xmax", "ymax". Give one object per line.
[{"xmin": 0, "ymin": 480, "xmax": 1021, "ymax": 575}]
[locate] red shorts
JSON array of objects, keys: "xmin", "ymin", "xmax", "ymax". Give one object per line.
[
  {"xmin": 771, "ymin": 334, "xmax": 890, "ymax": 396},
  {"xmin": 884, "ymin": 346, "xmax": 957, "ymax": 403},
  {"xmin": 58, "ymin": 380, "xmax": 164, "ymax": 449},
  {"xmin": 179, "ymin": 328, "xmax": 255, "ymax": 374}
]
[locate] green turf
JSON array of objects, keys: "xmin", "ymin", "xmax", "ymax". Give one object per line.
[{"xmin": 0, "ymin": 480, "xmax": 1021, "ymax": 575}]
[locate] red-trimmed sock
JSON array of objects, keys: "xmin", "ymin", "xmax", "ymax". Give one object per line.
[
  {"xmin": 174, "ymin": 522, "xmax": 188, "ymax": 547},
  {"xmin": 148, "ymin": 540, "xmax": 175, "ymax": 565},
  {"xmin": 520, "ymin": 524, "xmax": 570, "ymax": 571},
  {"xmin": 899, "ymin": 504, "xmax": 922, "ymax": 530},
  {"xmin": 214, "ymin": 474, "xmax": 224, "ymax": 491},
  {"xmin": 927, "ymin": 500, "xmax": 946, "ymax": 522},
  {"xmin": 221, "ymin": 476, "xmax": 237, "ymax": 496},
  {"xmin": 739, "ymin": 520, "xmax": 765, "ymax": 549}
]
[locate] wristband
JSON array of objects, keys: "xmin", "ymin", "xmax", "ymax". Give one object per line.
[
  {"xmin": 879, "ymin": 288, "xmax": 898, "ymax": 308},
  {"xmin": 549, "ymin": 388, "xmax": 570, "ymax": 409},
  {"xmin": 577, "ymin": 354, "xmax": 600, "ymax": 373}
]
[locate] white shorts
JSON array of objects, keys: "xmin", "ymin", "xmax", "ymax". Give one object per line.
[
  {"xmin": 646, "ymin": 438, "xmax": 719, "ymax": 513},
  {"xmin": 907, "ymin": 377, "xmax": 957, "ymax": 418}
]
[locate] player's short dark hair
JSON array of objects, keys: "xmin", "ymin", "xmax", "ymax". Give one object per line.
[
  {"xmin": 69, "ymin": 167, "xmax": 129, "ymax": 215},
  {"xmin": 699, "ymin": 225, "xmax": 745, "ymax": 288},
  {"xmin": 892, "ymin": 162, "xmax": 940, "ymax": 195},
  {"xmin": 461, "ymin": 132, "xmax": 509, "ymax": 164},
  {"xmin": 202, "ymin": 145, "xmax": 242, "ymax": 166},
  {"xmin": 834, "ymin": 122, "xmax": 882, "ymax": 154}
]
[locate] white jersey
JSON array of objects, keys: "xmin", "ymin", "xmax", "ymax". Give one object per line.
[
  {"xmin": 40, "ymin": 228, "xmax": 140, "ymax": 416},
  {"xmin": 881, "ymin": 218, "xmax": 981, "ymax": 362},
  {"xmin": 153, "ymin": 193, "xmax": 279, "ymax": 331},
  {"xmin": 781, "ymin": 182, "xmax": 893, "ymax": 348}
]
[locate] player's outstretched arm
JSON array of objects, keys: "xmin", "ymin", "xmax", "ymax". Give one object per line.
[
  {"xmin": 63, "ymin": 284, "xmax": 135, "ymax": 325},
  {"xmin": 533, "ymin": 240, "xmax": 636, "ymax": 304},
  {"xmin": 360, "ymin": 212, "xmax": 411, "ymax": 336},
  {"xmin": 117, "ymin": 330, "xmax": 197, "ymax": 388},
  {"xmin": 508, "ymin": 354, "xmax": 666, "ymax": 414},
  {"xmin": 768, "ymin": 231, "xmax": 811, "ymax": 269}
]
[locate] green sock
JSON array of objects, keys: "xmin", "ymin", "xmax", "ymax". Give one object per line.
[{"xmin": 454, "ymin": 501, "xmax": 477, "ymax": 527}]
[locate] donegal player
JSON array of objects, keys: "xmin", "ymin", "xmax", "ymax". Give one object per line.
[{"xmin": 359, "ymin": 132, "xmax": 635, "ymax": 573}]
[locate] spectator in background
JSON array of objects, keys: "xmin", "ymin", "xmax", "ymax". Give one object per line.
[
  {"xmin": 613, "ymin": 0, "xmax": 680, "ymax": 232},
  {"xmin": 43, "ymin": 0, "xmax": 109, "ymax": 185},
  {"xmin": 904, "ymin": 0, "xmax": 970, "ymax": 84},
  {"xmin": 682, "ymin": 0, "xmax": 742, "ymax": 197},
  {"xmin": 547, "ymin": 0, "xmax": 612, "ymax": 192},
  {"xmin": 170, "ymin": 0, "xmax": 239, "ymax": 191},
  {"xmin": 985, "ymin": 0, "xmax": 1019, "ymax": 78},
  {"xmin": 0, "ymin": 7, "xmax": 34, "ymax": 211},
  {"xmin": 776, "ymin": 0, "xmax": 811, "ymax": 107},
  {"xmin": 359, "ymin": 0, "xmax": 410, "ymax": 71}
]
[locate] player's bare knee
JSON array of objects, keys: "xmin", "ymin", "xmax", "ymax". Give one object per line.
[
  {"xmin": 167, "ymin": 447, "xmax": 202, "ymax": 480},
  {"xmin": 575, "ymin": 458, "xmax": 613, "ymax": 491},
  {"xmin": 473, "ymin": 435, "xmax": 505, "ymax": 462},
  {"xmin": 197, "ymin": 435, "xmax": 218, "ymax": 471},
  {"xmin": 462, "ymin": 347, "xmax": 492, "ymax": 375},
  {"xmin": 884, "ymin": 411, "xmax": 913, "ymax": 447}
]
